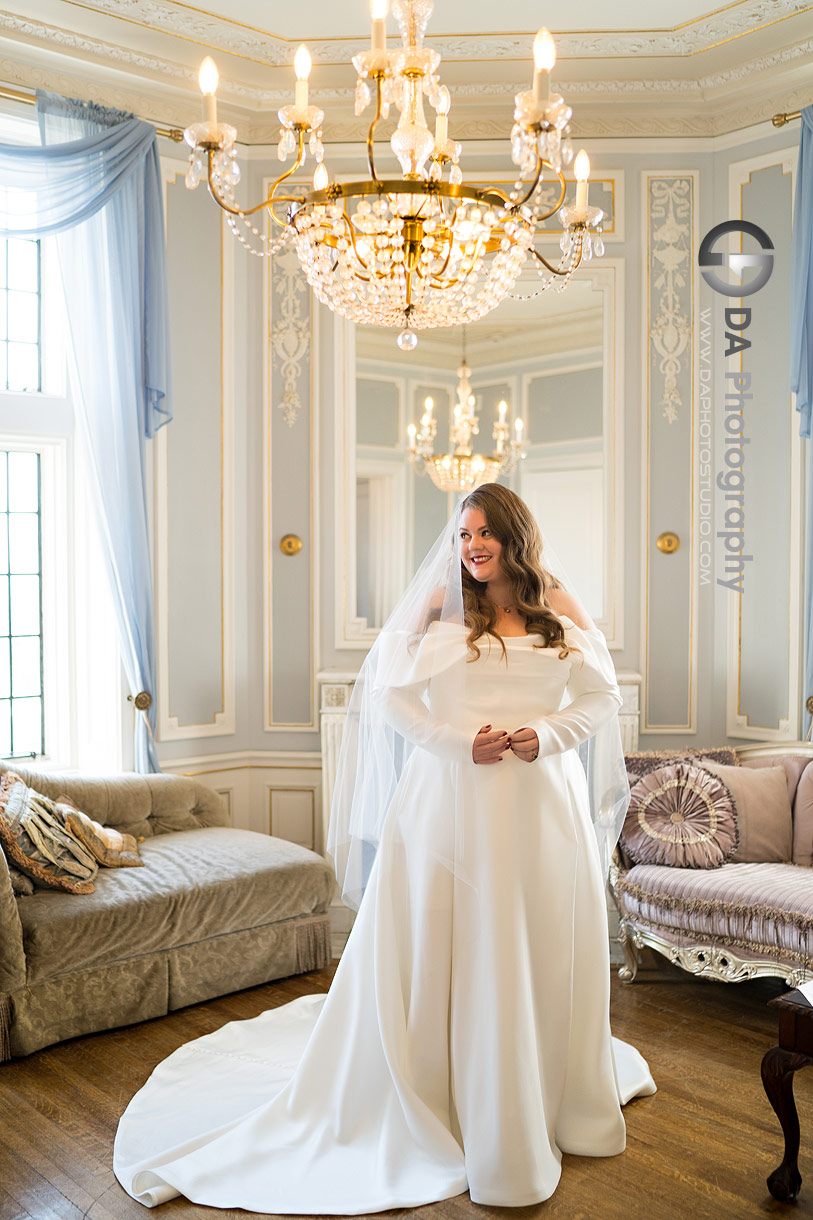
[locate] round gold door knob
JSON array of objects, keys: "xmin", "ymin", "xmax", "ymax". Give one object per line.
[
  {"xmin": 656, "ymin": 531, "xmax": 680, "ymax": 555},
  {"xmin": 280, "ymin": 534, "xmax": 303, "ymax": 556}
]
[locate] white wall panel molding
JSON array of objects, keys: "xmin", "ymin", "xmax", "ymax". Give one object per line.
[
  {"xmin": 263, "ymin": 186, "xmax": 316, "ymax": 731},
  {"xmin": 333, "ymin": 314, "xmax": 375, "ymax": 651},
  {"xmin": 724, "ymin": 147, "xmax": 802, "ymax": 741},
  {"xmin": 641, "ymin": 171, "xmax": 700, "ymax": 734},
  {"xmin": 163, "ymin": 749, "xmax": 324, "ymax": 850},
  {"xmin": 616, "ymin": 671, "xmax": 642, "ymax": 753},
  {"xmin": 155, "ymin": 160, "xmax": 236, "ymax": 740}
]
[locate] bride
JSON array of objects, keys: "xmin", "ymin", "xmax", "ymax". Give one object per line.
[{"xmin": 114, "ymin": 483, "xmax": 656, "ymax": 1213}]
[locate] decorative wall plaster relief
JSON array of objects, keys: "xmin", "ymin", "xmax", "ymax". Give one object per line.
[
  {"xmin": 264, "ymin": 215, "xmax": 316, "ymax": 733},
  {"xmin": 642, "ymin": 171, "xmax": 698, "ymax": 735},
  {"xmin": 270, "ymin": 247, "xmax": 310, "ymax": 427},
  {"xmin": 649, "ymin": 179, "xmax": 692, "ymax": 423}
]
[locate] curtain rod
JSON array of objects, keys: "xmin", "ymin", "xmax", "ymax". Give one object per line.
[
  {"xmin": 0, "ymin": 84, "xmax": 184, "ymax": 142},
  {"xmin": 773, "ymin": 110, "xmax": 802, "ymax": 128}
]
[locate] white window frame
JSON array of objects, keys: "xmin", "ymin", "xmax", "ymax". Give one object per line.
[{"xmin": 0, "ymin": 241, "xmax": 126, "ymax": 770}]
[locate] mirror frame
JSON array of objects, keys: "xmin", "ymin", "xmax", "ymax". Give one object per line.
[{"xmin": 333, "ymin": 258, "xmax": 625, "ymax": 651}]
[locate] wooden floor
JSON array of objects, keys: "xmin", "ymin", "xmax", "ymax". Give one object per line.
[{"xmin": 1, "ymin": 953, "xmax": 812, "ymax": 1220}]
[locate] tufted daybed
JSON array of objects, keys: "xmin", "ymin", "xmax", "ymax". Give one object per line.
[
  {"xmin": 610, "ymin": 743, "xmax": 813, "ymax": 986},
  {"xmin": 0, "ymin": 765, "xmax": 334, "ymax": 1060}
]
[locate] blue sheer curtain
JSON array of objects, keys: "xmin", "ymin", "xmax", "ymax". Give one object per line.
[
  {"xmin": 0, "ymin": 92, "xmax": 172, "ymax": 770},
  {"xmin": 791, "ymin": 105, "xmax": 813, "ymax": 737}
]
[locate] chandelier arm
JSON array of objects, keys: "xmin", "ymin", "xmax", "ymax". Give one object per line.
[
  {"xmin": 483, "ymin": 185, "xmax": 511, "ymax": 205},
  {"xmin": 203, "ymin": 134, "xmax": 305, "ymax": 224},
  {"xmin": 265, "ymin": 129, "xmax": 308, "ymax": 227},
  {"xmin": 205, "ymin": 151, "xmax": 259, "ymax": 218},
  {"xmin": 508, "ymin": 151, "xmax": 546, "ymax": 210},
  {"xmin": 528, "ymin": 239, "xmax": 583, "ymax": 276},
  {"xmin": 532, "ymin": 165, "xmax": 568, "ymax": 220},
  {"xmin": 429, "ymin": 228, "xmax": 455, "ymax": 282},
  {"xmin": 366, "ymin": 72, "xmax": 385, "ymax": 184},
  {"xmin": 339, "ymin": 209, "xmax": 374, "ymax": 274},
  {"xmin": 509, "ymin": 158, "xmax": 566, "ymax": 216}
]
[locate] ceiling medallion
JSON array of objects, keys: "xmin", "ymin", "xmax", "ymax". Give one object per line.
[{"xmin": 183, "ymin": 1, "xmax": 604, "ymax": 345}]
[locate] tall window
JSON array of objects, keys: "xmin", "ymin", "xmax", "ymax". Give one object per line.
[
  {"xmin": 0, "ymin": 449, "xmax": 44, "ymax": 758},
  {"xmin": 0, "ymin": 116, "xmax": 123, "ymax": 771},
  {"xmin": 0, "ymin": 238, "xmax": 41, "ymax": 393}
]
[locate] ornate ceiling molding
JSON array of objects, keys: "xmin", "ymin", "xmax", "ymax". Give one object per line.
[
  {"xmin": 29, "ymin": 0, "xmax": 813, "ymax": 67},
  {"xmin": 0, "ymin": 13, "xmax": 194, "ymax": 82},
  {"xmin": 3, "ymin": 10, "xmax": 810, "ymax": 119},
  {"xmin": 0, "ymin": 5, "xmax": 810, "ymax": 142}
]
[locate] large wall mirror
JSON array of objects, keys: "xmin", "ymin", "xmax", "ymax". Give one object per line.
[{"xmin": 334, "ymin": 261, "xmax": 624, "ymax": 650}]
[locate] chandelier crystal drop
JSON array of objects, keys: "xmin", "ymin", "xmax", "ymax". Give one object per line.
[
  {"xmin": 407, "ymin": 329, "xmax": 525, "ymax": 492},
  {"xmin": 183, "ymin": 2, "xmax": 605, "ymax": 338}
]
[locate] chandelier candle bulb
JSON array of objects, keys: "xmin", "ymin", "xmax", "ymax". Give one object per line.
[
  {"xmin": 199, "ymin": 57, "xmax": 219, "ymax": 127},
  {"xmin": 498, "ymin": 400, "xmax": 507, "ymax": 418},
  {"xmin": 294, "ymin": 45, "xmax": 312, "ymax": 114},
  {"xmin": 435, "ymin": 86, "xmax": 450, "ymax": 149},
  {"xmin": 532, "ymin": 29, "xmax": 555, "ymax": 106},
  {"xmin": 370, "ymin": 0, "xmax": 388, "ymax": 54},
  {"xmin": 574, "ymin": 149, "xmax": 590, "ymax": 212},
  {"xmin": 313, "ymin": 162, "xmax": 329, "ymax": 191}
]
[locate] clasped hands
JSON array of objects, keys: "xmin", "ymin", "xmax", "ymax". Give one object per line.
[{"xmin": 472, "ymin": 724, "xmax": 539, "ymax": 765}]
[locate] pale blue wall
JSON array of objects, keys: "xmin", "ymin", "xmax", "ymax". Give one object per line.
[{"xmin": 154, "ymin": 121, "xmax": 805, "ymax": 762}]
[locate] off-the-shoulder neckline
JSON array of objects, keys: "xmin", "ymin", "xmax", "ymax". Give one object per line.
[{"xmin": 419, "ymin": 614, "xmax": 597, "ymax": 637}]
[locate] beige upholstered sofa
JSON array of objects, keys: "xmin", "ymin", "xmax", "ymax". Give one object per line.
[
  {"xmin": 0, "ymin": 765, "xmax": 334, "ymax": 1059},
  {"xmin": 610, "ymin": 743, "xmax": 813, "ymax": 986}
]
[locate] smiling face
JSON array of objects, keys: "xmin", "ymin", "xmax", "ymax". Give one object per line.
[{"xmin": 459, "ymin": 506, "xmax": 504, "ymax": 584}]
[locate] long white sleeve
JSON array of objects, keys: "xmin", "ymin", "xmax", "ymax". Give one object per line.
[
  {"xmin": 373, "ymin": 681, "xmax": 471, "ymax": 761},
  {"xmin": 525, "ymin": 623, "xmax": 622, "ymax": 758},
  {"xmin": 370, "ymin": 623, "xmax": 472, "ymax": 762}
]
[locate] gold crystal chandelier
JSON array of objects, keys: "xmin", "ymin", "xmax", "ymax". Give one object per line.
[
  {"xmin": 407, "ymin": 329, "xmax": 525, "ymax": 491},
  {"xmin": 184, "ymin": 1, "xmax": 604, "ymax": 345}
]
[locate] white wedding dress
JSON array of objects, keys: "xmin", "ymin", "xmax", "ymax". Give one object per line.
[{"xmin": 114, "ymin": 619, "xmax": 656, "ymax": 1213}]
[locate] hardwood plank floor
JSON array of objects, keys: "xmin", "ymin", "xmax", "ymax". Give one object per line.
[{"xmin": 1, "ymin": 954, "xmax": 811, "ymax": 1220}]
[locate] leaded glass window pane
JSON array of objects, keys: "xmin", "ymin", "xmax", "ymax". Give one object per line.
[
  {"xmin": 0, "ymin": 450, "xmax": 43, "ymax": 757},
  {"xmin": 0, "ymin": 239, "xmax": 41, "ymax": 392}
]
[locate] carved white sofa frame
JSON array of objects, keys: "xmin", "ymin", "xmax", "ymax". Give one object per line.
[{"xmin": 609, "ymin": 743, "xmax": 813, "ymax": 988}]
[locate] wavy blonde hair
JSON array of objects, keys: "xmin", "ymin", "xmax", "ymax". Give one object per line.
[{"xmin": 459, "ymin": 483, "xmax": 572, "ymax": 660}]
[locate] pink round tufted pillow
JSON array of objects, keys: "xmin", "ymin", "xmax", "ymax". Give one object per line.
[{"xmin": 622, "ymin": 762, "xmax": 738, "ymax": 868}]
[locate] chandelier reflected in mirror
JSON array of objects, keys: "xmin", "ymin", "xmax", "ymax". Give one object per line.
[
  {"xmin": 183, "ymin": 0, "xmax": 605, "ymax": 344},
  {"xmin": 407, "ymin": 328, "xmax": 525, "ymax": 492}
]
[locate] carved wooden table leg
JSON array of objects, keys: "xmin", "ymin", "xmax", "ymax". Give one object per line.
[{"xmin": 761, "ymin": 1044, "xmax": 812, "ymax": 1201}]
